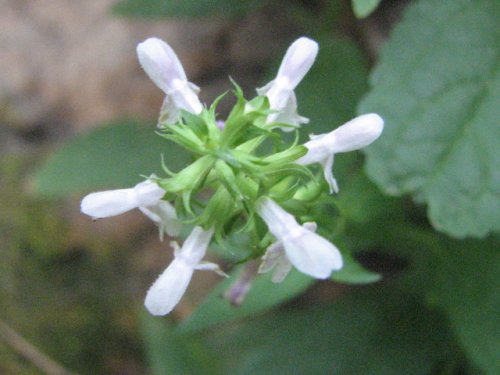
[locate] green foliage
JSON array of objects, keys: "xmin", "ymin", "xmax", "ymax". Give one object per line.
[
  {"xmin": 178, "ymin": 267, "xmax": 314, "ymax": 334},
  {"xmin": 297, "ymin": 38, "xmax": 369, "ymax": 136},
  {"xmin": 352, "ymin": 0, "xmax": 383, "ymax": 18},
  {"xmin": 112, "ymin": 0, "xmax": 264, "ymax": 18},
  {"xmin": 429, "ymin": 238, "xmax": 500, "ymax": 374},
  {"xmin": 140, "ymin": 313, "xmax": 221, "ymax": 375},
  {"xmin": 34, "ymin": 120, "xmax": 189, "ymax": 197},
  {"xmin": 359, "ymin": 0, "xmax": 500, "ymax": 238}
]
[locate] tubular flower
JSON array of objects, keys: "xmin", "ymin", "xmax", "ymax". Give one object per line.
[
  {"xmin": 80, "ymin": 179, "xmax": 180, "ymax": 238},
  {"xmin": 256, "ymin": 197, "xmax": 343, "ymax": 279},
  {"xmin": 257, "ymin": 37, "xmax": 318, "ymax": 130},
  {"xmin": 296, "ymin": 113, "xmax": 384, "ymax": 193},
  {"xmin": 137, "ymin": 37, "xmax": 203, "ymax": 124},
  {"xmin": 258, "ymin": 222, "xmax": 317, "ymax": 283},
  {"xmin": 144, "ymin": 226, "xmax": 226, "ymax": 316}
]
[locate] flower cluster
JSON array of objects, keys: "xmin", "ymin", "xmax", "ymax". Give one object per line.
[{"xmin": 81, "ymin": 36, "xmax": 383, "ymax": 316}]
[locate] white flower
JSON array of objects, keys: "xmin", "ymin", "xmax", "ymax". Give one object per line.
[
  {"xmin": 257, "ymin": 37, "xmax": 318, "ymax": 130},
  {"xmin": 137, "ymin": 37, "xmax": 203, "ymax": 124},
  {"xmin": 144, "ymin": 226, "xmax": 226, "ymax": 316},
  {"xmin": 296, "ymin": 113, "xmax": 384, "ymax": 193},
  {"xmin": 81, "ymin": 180, "xmax": 181, "ymax": 238},
  {"xmin": 256, "ymin": 197, "xmax": 342, "ymax": 279},
  {"xmin": 258, "ymin": 222, "xmax": 317, "ymax": 283}
]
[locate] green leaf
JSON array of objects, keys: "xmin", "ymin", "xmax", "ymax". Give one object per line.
[
  {"xmin": 359, "ymin": 0, "xmax": 500, "ymax": 238},
  {"xmin": 139, "ymin": 312, "xmax": 220, "ymax": 375},
  {"xmin": 352, "ymin": 0, "xmax": 382, "ymax": 18},
  {"xmin": 297, "ymin": 38, "xmax": 369, "ymax": 136},
  {"xmin": 207, "ymin": 289, "xmax": 453, "ymax": 375},
  {"xmin": 332, "ymin": 252, "xmax": 381, "ymax": 284},
  {"xmin": 112, "ymin": 0, "xmax": 264, "ymax": 19},
  {"xmin": 178, "ymin": 267, "xmax": 314, "ymax": 334},
  {"xmin": 429, "ymin": 237, "xmax": 500, "ymax": 375},
  {"xmin": 34, "ymin": 120, "xmax": 189, "ymax": 197}
]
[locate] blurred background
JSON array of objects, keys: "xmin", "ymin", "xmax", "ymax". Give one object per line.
[{"xmin": 1, "ymin": 0, "xmax": 498, "ymax": 374}]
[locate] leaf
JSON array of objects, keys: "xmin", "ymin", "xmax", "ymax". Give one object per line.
[
  {"xmin": 139, "ymin": 312, "xmax": 220, "ymax": 375},
  {"xmin": 297, "ymin": 38, "xmax": 369, "ymax": 137},
  {"xmin": 358, "ymin": 0, "xmax": 500, "ymax": 238},
  {"xmin": 428, "ymin": 237, "xmax": 500, "ymax": 375},
  {"xmin": 33, "ymin": 120, "xmax": 189, "ymax": 197},
  {"xmin": 177, "ymin": 267, "xmax": 314, "ymax": 334},
  {"xmin": 352, "ymin": 0, "xmax": 382, "ymax": 18},
  {"xmin": 332, "ymin": 251, "xmax": 381, "ymax": 284},
  {"xmin": 112, "ymin": 0, "xmax": 264, "ymax": 19},
  {"xmin": 207, "ymin": 289, "xmax": 453, "ymax": 375}
]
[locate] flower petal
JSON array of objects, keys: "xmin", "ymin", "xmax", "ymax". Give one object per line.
[
  {"xmin": 144, "ymin": 258, "xmax": 194, "ymax": 316},
  {"xmin": 81, "ymin": 188, "xmax": 138, "ymax": 218},
  {"xmin": 140, "ymin": 201, "xmax": 182, "ymax": 240},
  {"xmin": 282, "ymin": 229, "xmax": 343, "ymax": 279},
  {"xmin": 176, "ymin": 226, "xmax": 214, "ymax": 266},
  {"xmin": 330, "ymin": 113, "xmax": 384, "ymax": 153}
]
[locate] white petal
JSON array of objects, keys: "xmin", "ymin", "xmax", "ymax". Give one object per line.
[
  {"xmin": 144, "ymin": 258, "xmax": 193, "ymax": 316},
  {"xmin": 276, "ymin": 37, "xmax": 318, "ymax": 89},
  {"xmin": 320, "ymin": 155, "xmax": 339, "ymax": 194},
  {"xmin": 330, "ymin": 113, "xmax": 384, "ymax": 153},
  {"xmin": 194, "ymin": 262, "xmax": 229, "ymax": 277},
  {"xmin": 271, "ymin": 256, "xmax": 293, "ymax": 283},
  {"xmin": 255, "ymin": 198, "xmax": 298, "ymax": 239},
  {"xmin": 137, "ymin": 37, "xmax": 203, "ymax": 119},
  {"xmin": 134, "ymin": 180, "xmax": 165, "ymax": 207},
  {"xmin": 140, "ymin": 201, "xmax": 182, "ymax": 240},
  {"xmin": 258, "ymin": 241, "xmax": 285, "ymax": 274},
  {"xmin": 81, "ymin": 188, "xmax": 138, "ymax": 218},
  {"xmin": 137, "ymin": 37, "xmax": 188, "ymax": 94},
  {"xmin": 176, "ymin": 226, "xmax": 214, "ymax": 266},
  {"xmin": 282, "ymin": 229, "xmax": 343, "ymax": 279}
]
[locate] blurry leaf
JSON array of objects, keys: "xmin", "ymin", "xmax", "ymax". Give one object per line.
[
  {"xmin": 359, "ymin": 0, "xmax": 500, "ymax": 238},
  {"xmin": 208, "ymin": 289, "xmax": 453, "ymax": 375},
  {"xmin": 112, "ymin": 0, "xmax": 264, "ymax": 18},
  {"xmin": 428, "ymin": 238, "xmax": 500, "ymax": 375},
  {"xmin": 34, "ymin": 120, "xmax": 189, "ymax": 197},
  {"xmin": 139, "ymin": 313, "xmax": 220, "ymax": 375},
  {"xmin": 332, "ymin": 252, "xmax": 381, "ymax": 284},
  {"xmin": 178, "ymin": 267, "xmax": 314, "ymax": 333},
  {"xmin": 296, "ymin": 38, "xmax": 369, "ymax": 136},
  {"xmin": 352, "ymin": 0, "xmax": 382, "ymax": 18}
]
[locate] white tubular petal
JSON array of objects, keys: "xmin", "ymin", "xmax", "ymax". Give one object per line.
[
  {"xmin": 255, "ymin": 198, "xmax": 298, "ymax": 239},
  {"xmin": 176, "ymin": 226, "xmax": 214, "ymax": 266},
  {"xmin": 282, "ymin": 229, "xmax": 343, "ymax": 279},
  {"xmin": 276, "ymin": 37, "xmax": 318, "ymax": 89},
  {"xmin": 137, "ymin": 37, "xmax": 188, "ymax": 94},
  {"xmin": 194, "ymin": 262, "xmax": 229, "ymax": 277},
  {"xmin": 134, "ymin": 180, "xmax": 165, "ymax": 207},
  {"xmin": 296, "ymin": 133, "xmax": 331, "ymax": 165},
  {"xmin": 137, "ymin": 37, "xmax": 203, "ymax": 119},
  {"xmin": 144, "ymin": 259, "xmax": 193, "ymax": 316},
  {"xmin": 330, "ymin": 113, "xmax": 384, "ymax": 153},
  {"xmin": 258, "ymin": 242, "xmax": 285, "ymax": 274},
  {"xmin": 81, "ymin": 188, "xmax": 138, "ymax": 218},
  {"xmin": 271, "ymin": 256, "xmax": 293, "ymax": 283},
  {"xmin": 140, "ymin": 201, "xmax": 182, "ymax": 240},
  {"xmin": 321, "ymin": 155, "xmax": 339, "ymax": 194}
]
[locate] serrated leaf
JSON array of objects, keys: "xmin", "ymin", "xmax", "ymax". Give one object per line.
[
  {"xmin": 34, "ymin": 120, "xmax": 189, "ymax": 197},
  {"xmin": 352, "ymin": 0, "xmax": 382, "ymax": 18},
  {"xmin": 359, "ymin": 0, "xmax": 500, "ymax": 238},
  {"xmin": 177, "ymin": 267, "xmax": 314, "ymax": 334},
  {"xmin": 112, "ymin": 0, "xmax": 264, "ymax": 19}
]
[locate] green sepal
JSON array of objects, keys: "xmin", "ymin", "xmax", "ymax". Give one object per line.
[
  {"xmin": 261, "ymin": 145, "xmax": 307, "ymax": 167},
  {"xmin": 214, "ymin": 159, "xmax": 242, "ymax": 200},
  {"xmin": 198, "ymin": 186, "xmax": 240, "ymax": 233},
  {"xmin": 158, "ymin": 123, "xmax": 206, "ymax": 154},
  {"xmin": 160, "ymin": 154, "xmax": 215, "ymax": 193},
  {"xmin": 293, "ymin": 180, "xmax": 323, "ymax": 202}
]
